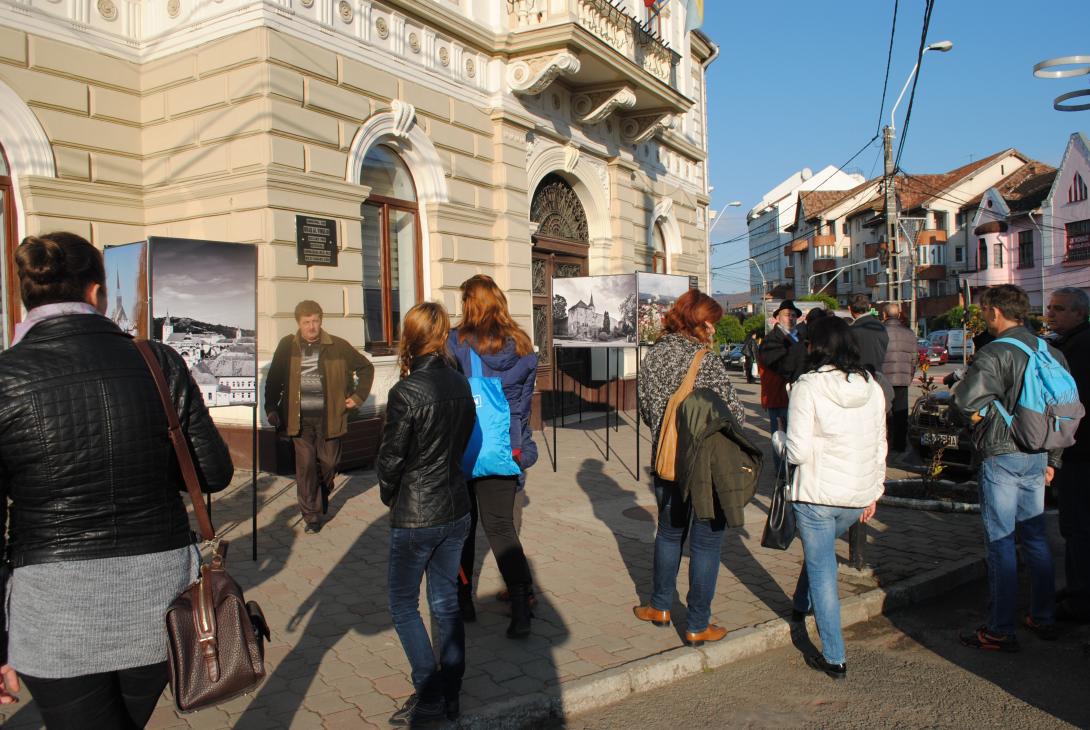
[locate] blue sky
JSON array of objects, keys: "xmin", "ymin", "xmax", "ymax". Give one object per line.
[{"xmin": 702, "ymin": 0, "xmax": 1090, "ymax": 294}]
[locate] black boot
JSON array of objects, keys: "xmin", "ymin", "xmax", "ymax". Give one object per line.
[
  {"xmin": 507, "ymin": 583, "xmax": 532, "ymax": 639},
  {"xmin": 458, "ymin": 581, "xmax": 476, "ymax": 623}
]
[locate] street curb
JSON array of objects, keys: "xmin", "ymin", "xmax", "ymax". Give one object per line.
[{"xmin": 459, "ymin": 555, "xmax": 986, "ymax": 729}]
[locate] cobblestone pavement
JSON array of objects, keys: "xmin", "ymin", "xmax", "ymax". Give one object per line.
[{"xmin": 1, "ymin": 378, "xmax": 985, "ymax": 729}]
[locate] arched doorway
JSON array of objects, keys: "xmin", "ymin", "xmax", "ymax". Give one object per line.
[
  {"xmin": 530, "ymin": 173, "xmax": 589, "ymax": 416},
  {"xmin": 0, "ymin": 144, "xmax": 16, "ymax": 347}
]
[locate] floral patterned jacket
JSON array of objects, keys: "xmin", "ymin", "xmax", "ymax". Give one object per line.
[{"xmin": 638, "ymin": 333, "xmax": 744, "ymax": 461}]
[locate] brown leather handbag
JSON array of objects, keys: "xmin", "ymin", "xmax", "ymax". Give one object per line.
[
  {"xmin": 654, "ymin": 348, "xmax": 707, "ymax": 481},
  {"xmin": 135, "ymin": 341, "xmax": 270, "ymax": 713}
]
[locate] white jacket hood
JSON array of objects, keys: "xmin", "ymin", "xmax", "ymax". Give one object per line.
[
  {"xmin": 784, "ymin": 367, "xmax": 887, "ymax": 508},
  {"xmin": 807, "ymin": 368, "xmax": 876, "ymax": 410}
]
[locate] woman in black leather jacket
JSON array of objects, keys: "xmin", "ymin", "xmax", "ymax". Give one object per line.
[
  {"xmin": 378, "ymin": 301, "xmax": 476, "ymax": 728},
  {"xmin": 0, "ymin": 232, "xmax": 233, "ymax": 728}
]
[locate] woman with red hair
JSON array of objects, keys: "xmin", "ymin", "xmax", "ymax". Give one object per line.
[
  {"xmin": 447, "ymin": 275, "xmax": 538, "ymax": 639},
  {"xmin": 633, "ymin": 288, "xmax": 744, "ymax": 646}
]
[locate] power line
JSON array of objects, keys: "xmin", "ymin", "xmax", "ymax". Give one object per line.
[
  {"xmin": 894, "ymin": 0, "xmax": 936, "ymax": 171},
  {"xmin": 876, "ymin": 0, "xmax": 900, "ymax": 136}
]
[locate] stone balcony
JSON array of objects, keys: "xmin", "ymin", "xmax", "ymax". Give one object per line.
[
  {"xmin": 865, "ymin": 273, "xmax": 879, "ymax": 288},
  {"xmin": 812, "ymin": 258, "xmax": 837, "ymax": 274},
  {"xmin": 784, "ymin": 238, "xmax": 809, "ymax": 256},
  {"xmin": 505, "ymin": 0, "xmax": 689, "ymax": 138},
  {"xmin": 864, "ymin": 241, "xmax": 884, "ymax": 259},
  {"xmin": 784, "ymin": 266, "xmax": 794, "ymax": 280}
]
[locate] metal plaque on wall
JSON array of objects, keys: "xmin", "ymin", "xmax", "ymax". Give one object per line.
[{"xmin": 296, "ymin": 215, "xmax": 338, "ymax": 266}]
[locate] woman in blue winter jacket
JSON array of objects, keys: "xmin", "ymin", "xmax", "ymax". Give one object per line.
[{"xmin": 447, "ymin": 274, "xmax": 538, "ymax": 638}]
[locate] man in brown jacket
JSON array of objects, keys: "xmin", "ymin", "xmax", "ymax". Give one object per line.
[{"xmin": 265, "ymin": 300, "xmax": 375, "ymax": 532}]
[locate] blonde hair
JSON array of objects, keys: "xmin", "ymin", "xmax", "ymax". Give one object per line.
[
  {"xmin": 456, "ymin": 274, "xmax": 533, "ymax": 356},
  {"xmin": 398, "ymin": 301, "xmax": 452, "ymax": 377}
]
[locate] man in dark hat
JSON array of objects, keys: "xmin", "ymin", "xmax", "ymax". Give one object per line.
[{"xmin": 759, "ymin": 299, "xmax": 808, "ymax": 472}]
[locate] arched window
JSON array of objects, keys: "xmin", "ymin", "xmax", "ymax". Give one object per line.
[
  {"xmin": 0, "ymin": 144, "xmax": 16, "ymax": 346},
  {"xmin": 651, "ymin": 221, "xmax": 667, "ymax": 273},
  {"xmin": 1070, "ymin": 172, "xmax": 1088, "ymax": 204},
  {"xmin": 360, "ymin": 145, "xmax": 421, "ymax": 354}
]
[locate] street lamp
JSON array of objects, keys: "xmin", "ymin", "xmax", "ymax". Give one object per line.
[
  {"xmin": 707, "ymin": 200, "xmax": 742, "ymax": 238},
  {"xmin": 883, "ymin": 39, "xmax": 953, "ymax": 331}
]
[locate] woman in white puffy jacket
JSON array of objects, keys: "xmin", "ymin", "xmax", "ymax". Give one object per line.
[{"xmin": 783, "ymin": 316, "xmax": 886, "ymax": 680}]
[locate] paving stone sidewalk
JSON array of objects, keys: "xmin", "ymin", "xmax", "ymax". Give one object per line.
[{"xmin": 1, "ymin": 380, "xmax": 985, "ymax": 729}]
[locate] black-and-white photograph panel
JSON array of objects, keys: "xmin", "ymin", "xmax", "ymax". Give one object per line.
[
  {"xmin": 150, "ymin": 237, "xmax": 258, "ymax": 408},
  {"xmin": 552, "ymin": 274, "xmax": 637, "ymax": 347},
  {"xmin": 637, "ymin": 272, "xmax": 691, "ymax": 344},
  {"xmin": 103, "ymin": 242, "xmax": 149, "ymax": 340}
]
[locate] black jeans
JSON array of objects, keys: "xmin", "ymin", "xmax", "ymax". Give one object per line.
[
  {"xmin": 888, "ymin": 385, "xmax": 909, "ymax": 452},
  {"xmin": 19, "ymin": 662, "xmax": 168, "ymax": 730},
  {"xmin": 460, "ymin": 477, "xmax": 533, "ymax": 588}
]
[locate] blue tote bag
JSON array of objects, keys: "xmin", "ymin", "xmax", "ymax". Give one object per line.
[{"xmin": 461, "ymin": 349, "xmax": 522, "ymax": 479}]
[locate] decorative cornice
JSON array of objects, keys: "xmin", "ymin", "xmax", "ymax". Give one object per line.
[
  {"xmin": 506, "ymin": 51, "xmax": 581, "ymax": 96},
  {"xmin": 571, "ymin": 86, "xmax": 636, "ymax": 124},
  {"xmin": 562, "ymin": 144, "xmax": 580, "ymax": 174}
]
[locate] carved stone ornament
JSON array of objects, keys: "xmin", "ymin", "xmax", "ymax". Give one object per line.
[
  {"xmin": 438, "ymin": 47, "xmax": 450, "ymax": 66},
  {"xmin": 166, "ymin": 0, "xmax": 180, "ymax": 18},
  {"xmin": 506, "ymin": 51, "xmax": 581, "ymax": 96},
  {"xmin": 530, "ymin": 175, "xmax": 589, "ymax": 243},
  {"xmin": 620, "ymin": 112, "xmax": 675, "ymax": 145},
  {"xmin": 408, "ymin": 32, "xmax": 420, "ymax": 53},
  {"xmin": 375, "ymin": 16, "xmax": 389, "ymax": 37},
  {"xmin": 96, "ymin": 0, "xmax": 117, "ymax": 21},
  {"xmin": 562, "ymin": 145, "xmax": 580, "ymax": 174},
  {"xmin": 300, "ymin": 0, "xmax": 314, "ymax": 7},
  {"xmin": 465, "ymin": 58, "xmax": 476, "ymax": 78},
  {"xmin": 390, "ymin": 100, "xmax": 416, "ymax": 139},
  {"xmin": 572, "ymin": 86, "xmax": 636, "ymax": 124},
  {"xmin": 338, "ymin": 0, "xmax": 353, "ymax": 22}
]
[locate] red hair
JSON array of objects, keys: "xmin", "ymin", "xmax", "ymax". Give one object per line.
[
  {"xmin": 456, "ymin": 274, "xmax": 533, "ymax": 356},
  {"xmin": 660, "ymin": 289, "xmax": 722, "ymax": 343}
]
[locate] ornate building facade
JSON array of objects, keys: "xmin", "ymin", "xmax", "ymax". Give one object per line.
[{"xmin": 0, "ymin": 0, "xmax": 717, "ymax": 464}]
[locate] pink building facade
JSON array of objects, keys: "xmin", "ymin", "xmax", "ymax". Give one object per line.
[{"xmin": 1042, "ymin": 133, "xmax": 1090, "ymax": 302}]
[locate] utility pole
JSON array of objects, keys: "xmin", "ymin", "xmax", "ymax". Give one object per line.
[{"xmin": 883, "ymin": 124, "xmax": 898, "ymax": 304}]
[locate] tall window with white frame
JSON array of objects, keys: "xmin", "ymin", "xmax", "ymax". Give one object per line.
[
  {"xmin": 651, "ymin": 221, "xmax": 667, "ymax": 273},
  {"xmin": 0, "ymin": 144, "xmax": 15, "ymax": 347},
  {"xmin": 360, "ymin": 145, "xmax": 421, "ymax": 355}
]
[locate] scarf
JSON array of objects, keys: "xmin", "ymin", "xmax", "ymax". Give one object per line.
[{"xmin": 11, "ymin": 302, "xmax": 103, "ymax": 346}]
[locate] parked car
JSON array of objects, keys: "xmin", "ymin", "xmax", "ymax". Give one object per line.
[
  {"xmin": 929, "ymin": 329, "xmax": 974, "ymax": 360},
  {"xmin": 721, "ymin": 344, "xmax": 744, "ymax": 369},
  {"xmin": 907, "ymin": 390, "xmax": 973, "ymax": 471},
  {"xmin": 917, "ymin": 338, "xmax": 948, "ymax": 365}
]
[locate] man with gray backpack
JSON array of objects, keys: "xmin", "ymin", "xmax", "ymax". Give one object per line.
[{"xmin": 954, "ymin": 284, "xmax": 1084, "ymax": 652}]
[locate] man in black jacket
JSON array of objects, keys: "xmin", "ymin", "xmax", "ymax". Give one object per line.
[
  {"xmin": 742, "ymin": 331, "xmax": 760, "ymax": 383},
  {"xmin": 848, "ymin": 294, "xmax": 889, "ymax": 375},
  {"xmin": 955, "ymin": 285, "xmax": 1064, "ymax": 651},
  {"xmin": 1047, "ymin": 287, "xmax": 1090, "ymax": 622}
]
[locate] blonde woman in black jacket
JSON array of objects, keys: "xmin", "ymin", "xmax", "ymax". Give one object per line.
[{"xmin": 378, "ymin": 302, "xmax": 476, "ymax": 727}]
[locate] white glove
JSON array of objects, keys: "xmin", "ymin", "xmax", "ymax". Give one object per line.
[{"xmin": 771, "ymin": 430, "xmax": 787, "ymax": 459}]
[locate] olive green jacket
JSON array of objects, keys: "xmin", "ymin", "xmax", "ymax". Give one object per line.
[
  {"xmin": 264, "ymin": 330, "xmax": 374, "ymax": 438},
  {"xmin": 675, "ymin": 388, "xmax": 763, "ymax": 527}
]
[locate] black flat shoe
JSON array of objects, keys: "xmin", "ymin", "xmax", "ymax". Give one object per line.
[{"xmin": 805, "ymin": 654, "xmax": 847, "ymax": 679}]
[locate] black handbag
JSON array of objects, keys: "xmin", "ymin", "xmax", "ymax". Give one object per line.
[{"xmin": 761, "ymin": 460, "xmax": 796, "ymax": 550}]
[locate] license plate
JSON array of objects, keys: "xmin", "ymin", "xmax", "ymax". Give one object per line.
[{"xmin": 921, "ymin": 432, "xmax": 958, "ymax": 447}]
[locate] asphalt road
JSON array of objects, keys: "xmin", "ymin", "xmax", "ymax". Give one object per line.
[{"xmin": 541, "ymin": 578, "xmax": 1090, "ymax": 729}]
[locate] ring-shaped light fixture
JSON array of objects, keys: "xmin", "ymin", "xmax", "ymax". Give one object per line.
[
  {"xmin": 1054, "ymin": 89, "xmax": 1090, "ymax": 113},
  {"xmin": 1033, "ymin": 55, "xmax": 1090, "ymax": 79}
]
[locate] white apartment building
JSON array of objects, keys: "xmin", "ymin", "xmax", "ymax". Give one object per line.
[{"xmin": 745, "ymin": 165, "xmax": 864, "ymax": 308}]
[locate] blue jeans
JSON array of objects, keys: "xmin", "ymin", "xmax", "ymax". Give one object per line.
[
  {"xmin": 388, "ymin": 513, "xmax": 471, "ymax": 704},
  {"xmin": 768, "ymin": 407, "xmax": 788, "ymax": 474},
  {"xmin": 650, "ymin": 478, "xmax": 726, "ymax": 633},
  {"xmin": 792, "ymin": 502, "xmax": 864, "ymax": 665},
  {"xmin": 979, "ymin": 452, "xmax": 1055, "ymax": 636}
]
